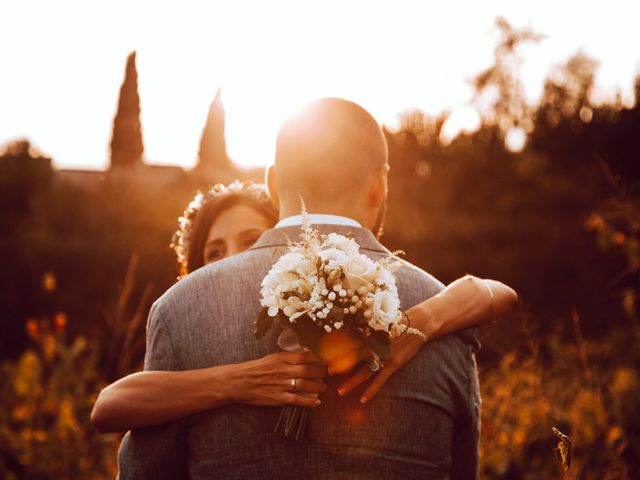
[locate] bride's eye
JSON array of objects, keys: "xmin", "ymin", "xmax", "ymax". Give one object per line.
[
  {"xmin": 205, "ymin": 247, "xmax": 225, "ymax": 263},
  {"xmin": 242, "ymin": 234, "xmax": 261, "ymax": 248},
  {"xmin": 240, "ymin": 229, "xmax": 264, "ymax": 248}
]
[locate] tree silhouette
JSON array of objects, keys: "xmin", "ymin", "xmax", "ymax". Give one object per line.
[
  {"xmin": 195, "ymin": 88, "xmax": 234, "ymax": 182},
  {"xmin": 473, "ymin": 17, "xmax": 544, "ymax": 138},
  {"xmin": 537, "ymin": 51, "xmax": 598, "ymax": 129},
  {"xmin": 109, "ymin": 51, "xmax": 144, "ymax": 169}
]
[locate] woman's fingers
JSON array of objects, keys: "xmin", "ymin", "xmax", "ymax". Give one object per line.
[
  {"xmin": 287, "ymin": 363, "xmax": 327, "ymax": 380},
  {"xmin": 359, "ymin": 368, "xmax": 394, "ymax": 404},
  {"xmin": 336, "ymin": 364, "xmax": 374, "ymax": 396},
  {"xmin": 282, "ymin": 392, "xmax": 322, "ymax": 408},
  {"xmin": 288, "ymin": 378, "xmax": 326, "ymax": 394},
  {"xmin": 283, "ymin": 351, "xmax": 324, "ymax": 365}
]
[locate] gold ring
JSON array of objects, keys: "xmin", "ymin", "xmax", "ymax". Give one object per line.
[{"xmin": 290, "ymin": 378, "xmax": 298, "ymax": 391}]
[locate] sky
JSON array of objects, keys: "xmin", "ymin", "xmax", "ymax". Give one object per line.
[{"xmin": 1, "ymin": 0, "xmax": 639, "ymax": 170}]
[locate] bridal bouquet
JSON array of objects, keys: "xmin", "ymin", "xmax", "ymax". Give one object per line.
[{"xmin": 255, "ymin": 213, "xmax": 421, "ymax": 439}]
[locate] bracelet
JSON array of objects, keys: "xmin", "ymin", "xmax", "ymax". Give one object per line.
[
  {"xmin": 402, "ymin": 310, "xmax": 428, "ymax": 343},
  {"xmin": 483, "ymin": 280, "xmax": 495, "ymax": 318}
]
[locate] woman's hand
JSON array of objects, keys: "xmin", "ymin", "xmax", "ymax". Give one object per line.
[
  {"xmin": 336, "ymin": 331, "xmax": 425, "ymax": 404},
  {"xmin": 91, "ymin": 351, "xmax": 327, "ymax": 433},
  {"xmin": 335, "ymin": 275, "xmax": 518, "ymax": 404},
  {"xmin": 227, "ymin": 351, "xmax": 327, "ymax": 408}
]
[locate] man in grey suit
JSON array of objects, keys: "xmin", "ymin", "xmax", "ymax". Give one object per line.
[{"xmin": 118, "ymin": 98, "xmax": 480, "ymax": 479}]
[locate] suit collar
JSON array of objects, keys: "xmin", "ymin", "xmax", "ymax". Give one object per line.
[{"xmin": 250, "ymin": 224, "xmax": 389, "ymax": 254}]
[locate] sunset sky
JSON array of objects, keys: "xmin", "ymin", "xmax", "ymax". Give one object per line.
[{"xmin": 1, "ymin": 0, "xmax": 638, "ymax": 170}]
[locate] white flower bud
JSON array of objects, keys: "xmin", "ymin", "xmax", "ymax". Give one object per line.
[
  {"xmin": 343, "ymin": 308, "xmax": 349, "ymax": 314},
  {"xmin": 323, "ymin": 307, "xmax": 330, "ymax": 315},
  {"xmin": 324, "ymin": 324, "xmax": 332, "ymax": 333},
  {"xmin": 321, "ymin": 289, "xmax": 329, "ymax": 296},
  {"xmin": 364, "ymin": 310, "xmax": 373, "ymax": 319},
  {"xmin": 334, "ymin": 322, "xmax": 343, "ymax": 330},
  {"xmin": 333, "ymin": 284, "xmax": 342, "ymax": 292},
  {"xmin": 365, "ymin": 297, "xmax": 374, "ymax": 307},
  {"xmin": 357, "ymin": 286, "xmax": 368, "ymax": 296},
  {"xmin": 316, "ymin": 301, "xmax": 324, "ymax": 309},
  {"xmin": 349, "ymin": 305, "xmax": 358, "ymax": 314},
  {"xmin": 328, "ymin": 291, "xmax": 337, "ymax": 301},
  {"xmin": 339, "ymin": 289, "xmax": 347, "ymax": 297},
  {"xmin": 317, "ymin": 311, "xmax": 325, "ymax": 319},
  {"xmin": 326, "ymin": 302, "xmax": 333, "ymax": 309},
  {"xmin": 351, "ymin": 295, "xmax": 359, "ymax": 303},
  {"xmin": 356, "ymin": 301, "xmax": 363, "ymax": 309}
]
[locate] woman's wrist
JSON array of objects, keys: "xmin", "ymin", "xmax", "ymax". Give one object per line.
[
  {"xmin": 406, "ymin": 302, "xmax": 439, "ymax": 342},
  {"xmin": 204, "ymin": 364, "xmax": 238, "ymax": 407}
]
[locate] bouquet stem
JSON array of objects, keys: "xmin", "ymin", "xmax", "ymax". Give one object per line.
[{"xmin": 275, "ymin": 405, "xmax": 309, "ymax": 440}]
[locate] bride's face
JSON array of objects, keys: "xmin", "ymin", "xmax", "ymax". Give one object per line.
[{"xmin": 203, "ymin": 204, "xmax": 273, "ymax": 264}]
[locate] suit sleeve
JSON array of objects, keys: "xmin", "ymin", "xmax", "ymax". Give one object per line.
[{"xmin": 117, "ymin": 302, "xmax": 189, "ymax": 479}]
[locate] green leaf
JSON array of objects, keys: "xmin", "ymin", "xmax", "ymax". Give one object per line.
[
  {"xmin": 365, "ymin": 330, "xmax": 391, "ymax": 361},
  {"xmin": 255, "ymin": 307, "xmax": 274, "ymax": 339}
]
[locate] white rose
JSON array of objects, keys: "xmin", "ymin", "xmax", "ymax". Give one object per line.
[
  {"xmin": 376, "ymin": 266, "xmax": 399, "ymax": 296},
  {"xmin": 343, "ymin": 254, "xmax": 377, "ymax": 290},
  {"xmin": 260, "ymin": 268, "xmax": 302, "ymax": 313},
  {"xmin": 283, "ymin": 296, "xmax": 309, "ymax": 322},
  {"xmin": 272, "ymin": 252, "xmax": 308, "ymax": 274},
  {"xmin": 318, "ymin": 248, "xmax": 349, "ymax": 271},
  {"xmin": 323, "ymin": 233, "xmax": 360, "ymax": 256},
  {"xmin": 368, "ymin": 290, "xmax": 401, "ymax": 331}
]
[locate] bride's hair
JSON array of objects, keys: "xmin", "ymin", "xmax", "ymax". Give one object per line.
[{"xmin": 171, "ymin": 181, "xmax": 278, "ymax": 278}]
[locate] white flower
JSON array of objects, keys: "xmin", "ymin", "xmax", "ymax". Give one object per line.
[
  {"xmin": 273, "ymin": 252, "xmax": 315, "ymax": 278},
  {"xmin": 376, "ymin": 266, "xmax": 399, "ymax": 296},
  {"xmin": 260, "ymin": 251, "xmax": 317, "ymax": 315},
  {"xmin": 343, "ymin": 254, "xmax": 377, "ymax": 290},
  {"xmin": 368, "ymin": 290, "xmax": 401, "ymax": 331},
  {"xmin": 318, "ymin": 248, "xmax": 349, "ymax": 271},
  {"xmin": 323, "ymin": 233, "xmax": 360, "ymax": 256}
]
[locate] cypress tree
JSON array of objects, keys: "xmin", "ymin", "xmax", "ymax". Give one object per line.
[
  {"xmin": 110, "ymin": 51, "xmax": 144, "ymax": 169},
  {"xmin": 196, "ymin": 88, "xmax": 233, "ymax": 181}
]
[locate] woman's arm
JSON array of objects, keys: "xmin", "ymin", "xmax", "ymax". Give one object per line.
[
  {"xmin": 91, "ymin": 351, "xmax": 326, "ymax": 433},
  {"xmin": 407, "ymin": 275, "xmax": 518, "ymax": 341},
  {"xmin": 337, "ymin": 275, "xmax": 518, "ymax": 403}
]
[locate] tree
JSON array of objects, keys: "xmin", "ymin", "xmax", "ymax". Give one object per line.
[
  {"xmin": 472, "ymin": 17, "xmax": 544, "ymax": 138},
  {"xmin": 537, "ymin": 51, "xmax": 598, "ymax": 128},
  {"xmin": 195, "ymin": 88, "xmax": 234, "ymax": 183},
  {"xmin": 109, "ymin": 51, "xmax": 144, "ymax": 169}
]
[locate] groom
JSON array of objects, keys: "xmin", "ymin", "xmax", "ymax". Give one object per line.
[{"xmin": 118, "ymin": 98, "xmax": 480, "ymax": 479}]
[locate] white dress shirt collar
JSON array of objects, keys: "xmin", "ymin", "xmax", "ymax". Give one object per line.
[{"xmin": 275, "ymin": 214, "xmax": 362, "ymax": 229}]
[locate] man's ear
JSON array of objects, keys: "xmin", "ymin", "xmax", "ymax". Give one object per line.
[
  {"xmin": 266, "ymin": 165, "xmax": 280, "ymax": 209},
  {"xmin": 367, "ymin": 167, "xmax": 387, "ymax": 211}
]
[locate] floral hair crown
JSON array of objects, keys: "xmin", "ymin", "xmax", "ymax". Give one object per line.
[{"xmin": 171, "ymin": 180, "xmax": 276, "ymax": 278}]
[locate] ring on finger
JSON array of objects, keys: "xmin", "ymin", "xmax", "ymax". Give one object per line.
[
  {"xmin": 290, "ymin": 377, "xmax": 299, "ymax": 392},
  {"xmin": 368, "ymin": 359, "xmax": 382, "ymax": 373}
]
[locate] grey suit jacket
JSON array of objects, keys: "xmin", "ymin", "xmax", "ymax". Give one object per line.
[{"xmin": 117, "ymin": 225, "xmax": 480, "ymax": 479}]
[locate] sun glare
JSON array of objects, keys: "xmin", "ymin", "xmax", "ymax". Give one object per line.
[{"xmin": 1, "ymin": 0, "xmax": 639, "ymax": 170}]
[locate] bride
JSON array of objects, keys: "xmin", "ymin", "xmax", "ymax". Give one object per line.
[{"xmin": 91, "ymin": 180, "xmax": 517, "ymax": 433}]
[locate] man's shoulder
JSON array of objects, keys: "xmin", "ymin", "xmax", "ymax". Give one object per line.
[
  {"xmin": 395, "ymin": 258, "xmax": 445, "ymax": 290},
  {"xmin": 366, "ymin": 251, "xmax": 445, "ymax": 308},
  {"xmin": 154, "ymin": 248, "xmax": 276, "ymax": 314}
]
